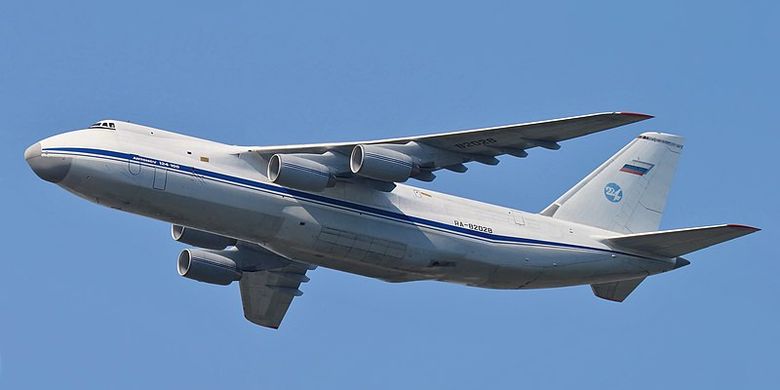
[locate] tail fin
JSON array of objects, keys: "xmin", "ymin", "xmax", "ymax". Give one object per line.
[{"xmin": 541, "ymin": 132, "xmax": 684, "ymax": 233}]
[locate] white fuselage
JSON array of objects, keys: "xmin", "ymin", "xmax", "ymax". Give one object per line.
[{"xmin": 28, "ymin": 123, "xmax": 677, "ymax": 289}]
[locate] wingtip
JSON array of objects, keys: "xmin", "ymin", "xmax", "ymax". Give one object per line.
[
  {"xmin": 726, "ymin": 224, "xmax": 761, "ymax": 233},
  {"xmin": 617, "ymin": 111, "xmax": 654, "ymax": 119},
  {"xmin": 674, "ymin": 257, "xmax": 691, "ymax": 269}
]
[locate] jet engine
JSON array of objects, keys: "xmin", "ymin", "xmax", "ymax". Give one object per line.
[
  {"xmin": 350, "ymin": 144, "xmax": 415, "ymax": 182},
  {"xmin": 177, "ymin": 248, "xmax": 242, "ymax": 285},
  {"xmin": 268, "ymin": 154, "xmax": 335, "ymax": 192},
  {"xmin": 171, "ymin": 225, "xmax": 237, "ymax": 250}
]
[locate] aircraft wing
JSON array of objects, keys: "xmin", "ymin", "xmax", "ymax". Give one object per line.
[
  {"xmin": 238, "ymin": 260, "xmax": 311, "ymax": 329},
  {"xmin": 238, "ymin": 112, "xmax": 652, "ymax": 185}
]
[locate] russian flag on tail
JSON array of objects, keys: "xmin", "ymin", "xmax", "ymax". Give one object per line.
[{"xmin": 620, "ymin": 160, "xmax": 654, "ymax": 176}]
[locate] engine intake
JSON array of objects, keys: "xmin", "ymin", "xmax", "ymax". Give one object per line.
[
  {"xmin": 350, "ymin": 145, "xmax": 415, "ymax": 182},
  {"xmin": 177, "ymin": 249, "xmax": 242, "ymax": 285},
  {"xmin": 268, "ymin": 154, "xmax": 335, "ymax": 192},
  {"xmin": 171, "ymin": 225, "xmax": 237, "ymax": 250}
]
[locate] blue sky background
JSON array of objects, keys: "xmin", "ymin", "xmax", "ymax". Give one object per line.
[{"xmin": 1, "ymin": 1, "xmax": 778, "ymax": 388}]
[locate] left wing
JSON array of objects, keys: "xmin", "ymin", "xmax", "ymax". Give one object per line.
[
  {"xmin": 232, "ymin": 242, "xmax": 313, "ymax": 329},
  {"xmin": 239, "ymin": 261, "xmax": 311, "ymax": 329}
]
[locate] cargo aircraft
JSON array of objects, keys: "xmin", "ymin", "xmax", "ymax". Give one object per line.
[{"xmin": 25, "ymin": 112, "xmax": 758, "ymax": 328}]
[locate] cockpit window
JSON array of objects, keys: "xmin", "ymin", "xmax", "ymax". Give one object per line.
[{"xmin": 90, "ymin": 121, "xmax": 116, "ymax": 130}]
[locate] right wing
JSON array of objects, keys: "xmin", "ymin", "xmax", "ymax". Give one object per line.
[
  {"xmin": 243, "ymin": 112, "xmax": 652, "ymax": 157},
  {"xmin": 234, "ymin": 112, "xmax": 652, "ymax": 186}
]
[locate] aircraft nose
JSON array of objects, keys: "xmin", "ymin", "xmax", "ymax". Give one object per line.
[
  {"xmin": 24, "ymin": 142, "xmax": 41, "ymax": 160},
  {"xmin": 25, "ymin": 142, "xmax": 72, "ymax": 183}
]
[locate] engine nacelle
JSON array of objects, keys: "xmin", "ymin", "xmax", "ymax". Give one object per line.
[
  {"xmin": 268, "ymin": 154, "xmax": 335, "ymax": 192},
  {"xmin": 350, "ymin": 145, "xmax": 415, "ymax": 182},
  {"xmin": 177, "ymin": 248, "xmax": 242, "ymax": 285},
  {"xmin": 171, "ymin": 225, "xmax": 237, "ymax": 250}
]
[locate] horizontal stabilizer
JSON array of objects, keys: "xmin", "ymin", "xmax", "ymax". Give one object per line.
[
  {"xmin": 591, "ymin": 277, "xmax": 645, "ymax": 302},
  {"xmin": 602, "ymin": 224, "xmax": 759, "ymax": 258}
]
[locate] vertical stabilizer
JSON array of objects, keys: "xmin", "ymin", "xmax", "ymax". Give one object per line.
[{"xmin": 541, "ymin": 132, "xmax": 684, "ymax": 233}]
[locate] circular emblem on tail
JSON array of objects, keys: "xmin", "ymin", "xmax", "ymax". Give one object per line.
[{"xmin": 604, "ymin": 183, "xmax": 623, "ymax": 203}]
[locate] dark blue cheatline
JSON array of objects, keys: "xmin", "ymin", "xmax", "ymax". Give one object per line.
[{"xmin": 42, "ymin": 147, "xmax": 662, "ymax": 261}]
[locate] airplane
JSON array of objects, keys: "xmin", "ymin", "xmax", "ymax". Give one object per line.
[{"xmin": 25, "ymin": 112, "xmax": 759, "ymax": 329}]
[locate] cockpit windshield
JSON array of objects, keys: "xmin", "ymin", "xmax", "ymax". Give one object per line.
[{"xmin": 90, "ymin": 121, "xmax": 116, "ymax": 130}]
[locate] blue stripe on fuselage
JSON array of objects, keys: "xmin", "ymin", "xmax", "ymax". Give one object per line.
[{"xmin": 42, "ymin": 147, "xmax": 659, "ymax": 260}]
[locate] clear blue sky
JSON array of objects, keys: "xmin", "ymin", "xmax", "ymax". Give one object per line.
[{"xmin": 1, "ymin": 1, "xmax": 777, "ymax": 388}]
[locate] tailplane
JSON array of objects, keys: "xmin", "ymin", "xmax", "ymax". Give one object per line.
[
  {"xmin": 591, "ymin": 224, "xmax": 758, "ymax": 302},
  {"xmin": 601, "ymin": 224, "xmax": 760, "ymax": 258},
  {"xmin": 541, "ymin": 132, "xmax": 684, "ymax": 233},
  {"xmin": 591, "ymin": 277, "xmax": 646, "ymax": 302}
]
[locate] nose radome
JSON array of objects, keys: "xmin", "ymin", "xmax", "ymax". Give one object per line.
[
  {"xmin": 24, "ymin": 142, "xmax": 41, "ymax": 160},
  {"xmin": 25, "ymin": 142, "xmax": 72, "ymax": 183}
]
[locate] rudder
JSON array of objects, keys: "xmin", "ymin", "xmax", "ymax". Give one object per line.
[{"xmin": 541, "ymin": 132, "xmax": 684, "ymax": 233}]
